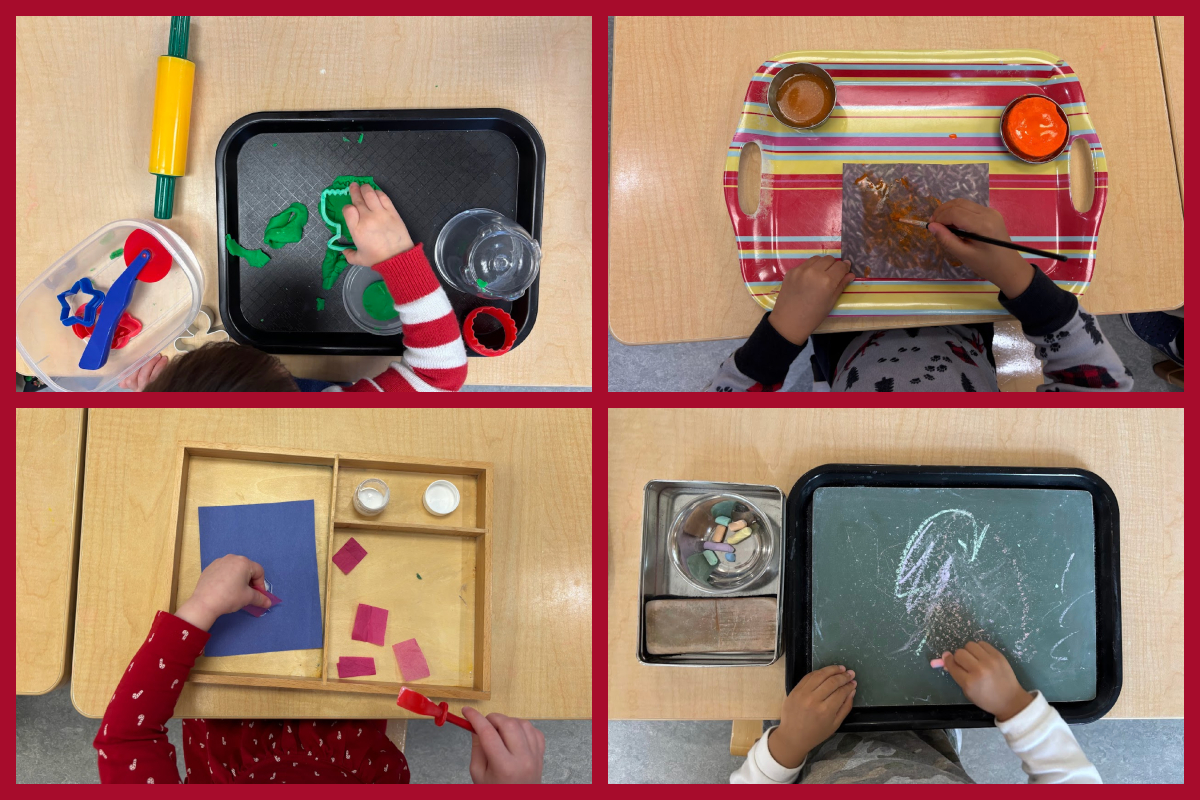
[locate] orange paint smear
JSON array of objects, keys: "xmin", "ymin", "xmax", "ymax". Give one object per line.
[
  {"xmin": 776, "ymin": 74, "xmax": 834, "ymax": 127},
  {"xmin": 1004, "ymin": 96, "xmax": 1067, "ymax": 158}
]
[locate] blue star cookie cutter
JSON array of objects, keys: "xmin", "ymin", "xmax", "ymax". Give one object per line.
[{"xmin": 57, "ymin": 278, "xmax": 105, "ymax": 327}]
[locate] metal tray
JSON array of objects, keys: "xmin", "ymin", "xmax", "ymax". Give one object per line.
[
  {"xmin": 638, "ymin": 480, "xmax": 785, "ymax": 666},
  {"xmin": 784, "ymin": 464, "xmax": 1121, "ymax": 731},
  {"xmin": 216, "ymin": 109, "xmax": 545, "ymax": 355}
]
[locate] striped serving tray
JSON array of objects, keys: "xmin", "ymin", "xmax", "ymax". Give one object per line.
[{"xmin": 724, "ymin": 50, "xmax": 1107, "ymax": 316}]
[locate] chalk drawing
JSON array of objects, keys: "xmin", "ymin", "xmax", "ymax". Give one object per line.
[
  {"xmin": 1060, "ymin": 553, "xmax": 1075, "ymax": 594},
  {"xmin": 1049, "ymin": 631, "xmax": 1078, "ymax": 671},
  {"xmin": 1058, "ymin": 590, "xmax": 1094, "ymax": 627}
]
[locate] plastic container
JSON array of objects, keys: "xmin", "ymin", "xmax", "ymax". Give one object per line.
[
  {"xmin": 433, "ymin": 209, "xmax": 541, "ymax": 301},
  {"xmin": 342, "ymin": 266, "xmax": 404, "ymax": 336},
  {"xmin": 784, "ymin": 464, "xmax": 1121, "ymax": 731},
  {"xmin": 423, "ymin": 480, "xmax": 461, "ymax": 516},
  {"xmin": 16, "ymin": 220, "xmax": 203, "ymax": 391},
  {"xmin": 667, "ymin": 493, "xmax": 775, "ymax": 594},
  {"xmin": 353, "ymin": 478, "xmax": 390, "ymax": 516}
]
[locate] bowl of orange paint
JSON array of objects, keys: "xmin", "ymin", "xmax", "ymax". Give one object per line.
[
  {"xmin": 1000, "ymin": 94, "xmax": 1070, "ymax": 164},
  {"xmin": 768, "ymin": 62, "xmax": 837, "ymax": 130}
]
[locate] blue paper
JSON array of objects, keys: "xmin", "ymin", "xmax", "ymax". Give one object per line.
[{"xmin": 197, "ymin": 500, "xmax": 324, "ymax": 657}]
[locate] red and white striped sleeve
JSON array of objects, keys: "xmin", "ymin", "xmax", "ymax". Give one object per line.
[{"xmin": 326, "ymin": 244, "xmax": 468, "ymax": 392}]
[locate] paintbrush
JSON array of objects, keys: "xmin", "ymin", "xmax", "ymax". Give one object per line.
[{"xmin": 898, "ymin": 218, "xmax": 1068, "ymax": 262}]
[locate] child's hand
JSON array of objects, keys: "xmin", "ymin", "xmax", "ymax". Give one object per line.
[
  {"xmin": 342, "ymin": 182, "xmax": 415, "ymax": 268},
  {"xmin": 768, "ymin": 664, "xmax": 856, "ymax": 768},
  {"xmin": 768, "ymin": 255, "xmax": 854, "ymax": 345},
  {"xmin": 174, "ymin": 554, "xmax": 271, "ymax": 631},
  {"xmin": 941, "ymin": 641, "xmax": 1034, "ymax": 722},
  {"xmin": 461, "ymin": 708, "xmax": 545, "ymax": 784},
  {"xmin": 928, "ymin": 199, "xmax": 1035, "ymax": 299},
  {"xmin": 118, "ymin": 353, "xmax": 169, "ymax": 391}
]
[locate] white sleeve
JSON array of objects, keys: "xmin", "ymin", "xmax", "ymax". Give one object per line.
[
  {"xmin": 995, "ymin": 691, "xmax": 1102, "ymax": 783},
  {"xmin": 730, "ymin": 726, "xmax": 804, "ymax": 784}
]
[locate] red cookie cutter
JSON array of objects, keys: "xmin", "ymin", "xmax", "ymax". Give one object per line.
[
  {"xmin": 462, "ymin": 306, "xmax": 517, "ymax": 356},
  {"xmin": 72, "ymin": 304, "xmax": 143, "ymax": 350}
]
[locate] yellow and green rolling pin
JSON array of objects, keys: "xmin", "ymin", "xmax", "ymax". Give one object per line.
[{"xmin": 148, "ymin": 16, "xmax": 195, "ymax": 220}]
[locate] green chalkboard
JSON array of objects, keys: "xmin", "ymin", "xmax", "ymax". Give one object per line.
[{"xmin": 811, "ymin": 486, "xmax": 1096, "ymax": 707}]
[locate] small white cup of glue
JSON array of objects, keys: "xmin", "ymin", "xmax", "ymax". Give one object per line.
[
  {"xmin": 423, "ymin": 480, "xmax": 460, "ymax": 516},
  {"xmin": 353, "ymin": 478, "xmax": 390, "ymax": 516}
]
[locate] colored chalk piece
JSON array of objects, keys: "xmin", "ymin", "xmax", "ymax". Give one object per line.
[
  {"xmin": 351, "ymin": 603, "xmax": 389, "ymax": 646},
  {"xmin": 703, "ymin": 550, "xmax": 719, "ymax": 566},
  {"xmin": 687, "ymin": 552, "xmax": 715, "ymax": 582},
  {"xmin": 704, "ymin": 542, "xmax": 734, "ymax": 553},
  {"xmin": 727, "ymin": 526, "xmax": 754, "ymax": 545},
  {"xmin": 727, "ymin": 519, "xmax": 748, "ymax": 532},
  {"xmin": 337, "ymin": 656, "xmax": 376, "ymax": 678},
  {"xmin": 714, "ymin": 515, "xmax": 732, "ymax": 526},
  {"xmin": 711, "ymin": 500, "xmax": 736, "ymax": 519},
  {"xmin": 930, "ymin": 658, "xmax": 945, "ymax": 669},
  {"xmin": 332, "ymin": 537, "xmax": 368, "ymax": 575},
  {"xmin": 712, "ymin": 524, "xmax": 727, "ymax": 543},
  {"xmin": 393, "ymin": 638, "xmax": 431, "ymax": 682},
  {"xmin": 725, "ymin": 552, "xmax": 736, "ymax": 561}
]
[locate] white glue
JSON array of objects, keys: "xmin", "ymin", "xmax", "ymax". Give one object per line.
[{"xmin": 358, "ymin": 487, "xmax": 385, "ymax": 511}]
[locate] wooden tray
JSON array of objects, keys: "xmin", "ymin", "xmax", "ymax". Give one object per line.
[
  {"xmin": 725, "ymin": 49, "xmax": 1107, "ymax": 316},
  {"xmin": 166, "ymin": 442, "xmax": 492, "ymax": 700}
]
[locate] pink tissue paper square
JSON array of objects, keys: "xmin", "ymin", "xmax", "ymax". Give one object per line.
[
  {"xmin": 393, "ymin": 638, "xmax": 431, "ymax": 682},
  {"xmin": 351, "ymin": 603, "xmax": 389, "ymax": 646},
  {"xmin": 332, "ymin": 537, "xmax": 369, "ymax": 575},
  {"xmin": 337, "ymin": 656, "xmax": 377, "ymax": 678},
  {"xmin": 242, "ymin": 587, "xmax": 283, "ymax": 618}
]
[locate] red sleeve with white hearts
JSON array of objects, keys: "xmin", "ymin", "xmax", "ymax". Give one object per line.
[
  {"xmin": 329, "ymin": 244, "xmax": 468, "ymax": 393},
  {"xmin": 93, "ymin": 611, "xmax": 209, "ymax": 784}
]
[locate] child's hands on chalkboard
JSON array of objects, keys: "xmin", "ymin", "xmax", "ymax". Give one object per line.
[
  {"xmin": 768, "ymin": 664, "xmax": 856, "ymax": 768},
  {"xmin": 342, "ymin": 181, "xmax": 416, "ymax": 268},
  {"xmin": 174, "ymin": 555, "xmax": 272, "ymax": 631},
  {"xmin": 941, "ymin": 641, "xmax": 1034, "ymax": 722},
  {"xmin": 928, "ymin": 199, "xmax": 1034, "ymax": 299},
  {"xmin": 768, "ymin": 255, "xmax": 855, "ymax": 345}
]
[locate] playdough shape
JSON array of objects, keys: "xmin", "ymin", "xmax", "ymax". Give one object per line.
[
  {"xmin": 392, "ymin": 638, "xmax": 431, "ymax": 682},
  {"xmin": 242, "ymin": 586, "xmax": 283, "ymax": 618},
  {"xmin": 362, "ymin": 280, "xmax": 399, "ymax": 321},
  {"xmin": 320, "ymin": 175, "xmax": 379, "ymax": 251},
  {"xmin": 332, "ymin": 537, "xmax": 368, "ymax": 575},
  {"xmin": 351, "ymin": 603, "xmax": 389, "ymax": 646},
  {"xmin": 321, "ymin": 247, "xmax": 349, "ymax": 290},
  {"xmin": 197, "ymin": 500, "xmax": 323, "ymax": 657},
  {"xmin": 316, "ymin": 298, "xmax": 325, "ymax": 311},
  {"xmin": 225, "ymin": 234, "xmax": 271, "ymax": 268},
  {"xmin": 337, "ymin": 656, "xmax": 377, "ymax": 678},
  {"xmin": 262, "ymin": 202, "xmax": 309, "ymax": 249},
  {"xmin": 109, "ymin": 248, "xmax": 125, "ymax": 260}
]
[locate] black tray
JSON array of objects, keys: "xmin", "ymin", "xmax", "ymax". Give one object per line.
[
  {"xmin": 216, "ymin": 109, "xmax": 545, "ymax": 355},
  {"xmin": 784, "ymin": 464, "xmax": 1121, "ymax": 731}
]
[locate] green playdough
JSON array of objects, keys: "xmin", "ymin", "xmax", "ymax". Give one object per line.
[
  {"xmin": 263, "ymin": 202, "xmax": 308, "ymax": 249},
  {"xmin": 320, "ymin": 175, "xmax": 379, "ymax": 252},
  {"xmin": 362, "ymin": 280, "xmax": 399, "ymax": 321},
  {"xmin": 109, "ymin": 248, "xmax": 124, "ymax": 259},
  {"xmin": 316, "ymin": 298, "xmax": 325, "ymax": 311},
  {"xmin": 321, "ymin": 247, "xmax": 349, "ymax": 290},
  {"xmin": 225, "ymin": 234, "xmax": 271, "ymax": 268}
]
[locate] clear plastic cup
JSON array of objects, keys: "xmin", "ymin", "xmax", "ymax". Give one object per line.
[
  {"xmin": 15, "ymin": 219, "xmax": 203, "ymax": 391},
  {"xmin": 433, "ymin": 208, "xmax": 540, "ymax": 301},
  {"xmin": 342, "ymin": 265, "xmax": 405, "ymax": 336}
]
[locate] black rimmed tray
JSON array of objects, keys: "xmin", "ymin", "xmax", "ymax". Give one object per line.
[
  {"xmin": 216, "ymin": 109, "xmax": 545, "ymax": 355},
  {"xmin": 784, "ymin": 464, "xmax": 1121, "ymax": 731}
]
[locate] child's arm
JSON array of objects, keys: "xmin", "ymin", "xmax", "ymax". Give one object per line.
[
  {"xmin": 93, "ymin": 555, "xmax": 272, "ymax": 783},
  {"xmin": 942, "ymin": 641, "xmax": 1102, "ymax": 783},
  {"xmin": 461, "ymin": 708, "xmax": 545, "ymax": 783},
  {"xmin": 706, "ymin": 256, "xmax": 853, "ymax": 391},
  {"xmin": 930, "ymin": 200, "xmax": 1132, "ymax": 391},
  {"xmin": 731, "ymin": 664, "xmax": 856, "ymax": 783},
  {"xmin": 328, "ymin": 182, "xmax": 467, "ymax": 392}
]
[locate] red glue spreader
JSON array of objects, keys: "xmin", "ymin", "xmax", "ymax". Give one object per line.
[{"xmin": 396, "ymin": 687, "xmax": 474, "ymax": 732}]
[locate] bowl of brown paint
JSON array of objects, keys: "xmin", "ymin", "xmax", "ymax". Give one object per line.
[
  {"xmin": 768, "ymin": 62, "xmax": 837, "ymax": 130},
  {"xmin": 1000, "ymin": 94, "xmax": 1070, "ymax": 164}
]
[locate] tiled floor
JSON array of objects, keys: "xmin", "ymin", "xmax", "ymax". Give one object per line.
[
  {"xmin": 608, "ymin": 719, "xmax": 1184, "ymax": 783},
  {"xmin": 15, "ymin": 684, "xmax": 591, "ymax": 784}
]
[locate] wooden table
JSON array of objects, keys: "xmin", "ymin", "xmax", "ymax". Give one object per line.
[
  {"xmin": 609, "ymin": 408, "xmax": 1183, "ymax": 720},
  {"xmin": 16, "ymin": 17, "xmax": 592, "ymax": 387},
  {"xmin": 610, "ymin": 17, "xmax": 1184, "ymax": 344},
  {"xmin": 1155, "ymin": 16, "xmax": 1184, "ymax": 208},
  {"xmin": 16, "ymin": 409, "xmax": 87, "ymax": 695},
  {"xmin": 73, "ymin": 409, "xmax": 592, "ymax": 719}
]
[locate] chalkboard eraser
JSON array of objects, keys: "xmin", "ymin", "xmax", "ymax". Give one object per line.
[{"xmin": 930, "ymin": 658, "xmax": 945, "ymax": 669}]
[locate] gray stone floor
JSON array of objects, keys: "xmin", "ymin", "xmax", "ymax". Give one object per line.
[
  {"xmin": 16, "ymin": 683, "xmax": 590, "ymax": 784},
  {"xmin": 608, "ymin": 719, "xmax": 1183, "ymax": 783},
  {"xmin": 608, "ymin": 313, "xmax": 1181, "ymax": 392}
]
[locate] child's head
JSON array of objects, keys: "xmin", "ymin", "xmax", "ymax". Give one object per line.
[{"xmin": 144, "ymin": 342, "xmax": 299, "ymax": 392}]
